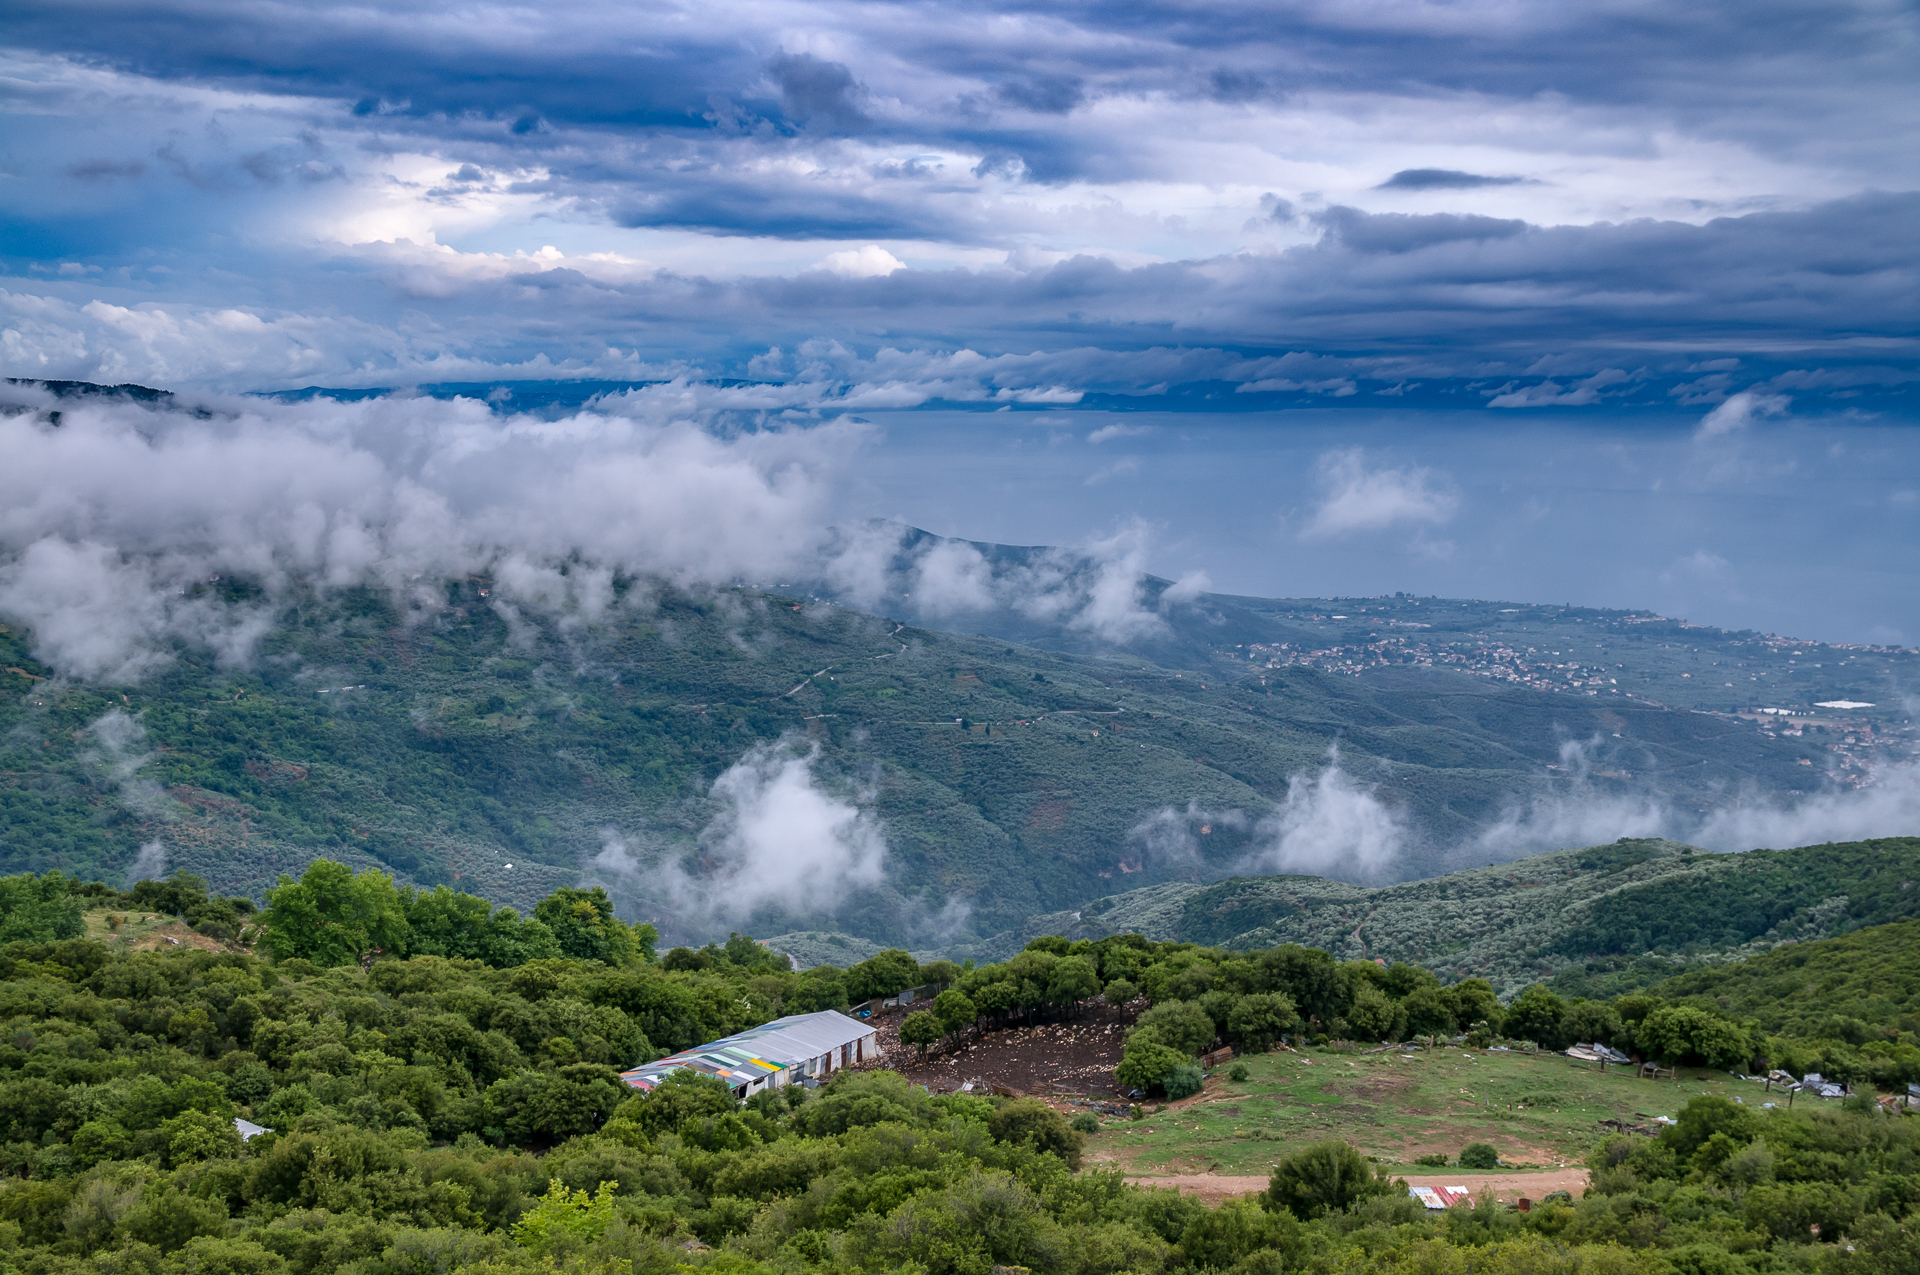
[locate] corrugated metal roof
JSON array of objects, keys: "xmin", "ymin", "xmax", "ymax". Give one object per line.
[
  {"xmin": 620, "ymin": 1010, "xmax": 878, "ymax": 1091},
  {"xmin": 1409, "ymin": 1185, "xmax": 1477, "ymax": 1210}
]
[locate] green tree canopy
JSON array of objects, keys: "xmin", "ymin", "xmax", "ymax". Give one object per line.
[
  {"xmin": 1266, "ymin": 1140, "xmax": 1398, "ymax": 1219},
  {"xmin": 1505, "ymin": 983, "xmax": 1568, "ymax": 1049},
  {"xmin": 845, "ymin": 948, "xmax": 919, "ymax": 1001},
  {"xmin": 1228, "ymin": 991, "xmax": 1300, "ymax": 1052},
  {"xmin": 261, "ymin": 860, "xmax": 409, "ymax": 967},
  {"xmin": 987, "ymin": 1097, "xmax": 1084, "ymax": 1170},
  {"xmin": 1637, "ymin": 1005, "xmax": 1753, "ymax": 1069},
  {"xmin": 901, "ymin": 1010, "xmax": 943, "ymax": 1058},
  {"xmin": 533, "ymin": 887, "xmax": 643, "ymax": 965},
  {"xmin": 1135, "ymin": 999, "xmax": 1216, "ymax": 1056},
  {"xmin": 0, "ymin": 869, "xmax": 86, "ymax": 943}
]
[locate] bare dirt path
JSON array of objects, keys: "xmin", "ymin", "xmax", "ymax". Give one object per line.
[{"xmin": 1121, "ymin": 1168, "xmax": 1591, "ymax": 1208}]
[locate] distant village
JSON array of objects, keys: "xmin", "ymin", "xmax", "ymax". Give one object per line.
[{"xmin": 1235, "ymin": 622, "xmax": 1912, "ymax": 780}]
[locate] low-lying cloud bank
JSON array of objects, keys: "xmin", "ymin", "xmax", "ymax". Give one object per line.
[
  {"xmin": 0, "ymin": 382, "xmax": 1174, "ymax": 680},
  {"xmin": 1130, "ymin": 745, "xmax": 1920, "ymax": 886}
]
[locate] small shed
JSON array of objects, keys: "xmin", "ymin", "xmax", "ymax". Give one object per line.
[{"xmin": 1409, "ymin": 1185, "xmax": 1476, "ymax": 1210}]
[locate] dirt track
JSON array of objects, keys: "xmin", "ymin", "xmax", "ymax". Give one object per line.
[{"xmin": 1123, "ymin": 1168, "xmax": 1591, "ymax": 1208}]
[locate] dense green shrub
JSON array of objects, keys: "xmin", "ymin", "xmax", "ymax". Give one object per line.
[
  {"xmin": 988, "ymin": 1098, "xmax": 1084, "ymax": 1170},
  {"xmin": 1162, "ymin": 1064, "xmax": 1204, "ymax": 1100},
  {"xmin": 1265, "ymin": 1139, "xmax": 1398, "ymax": 1219},
  {"xmin": 1457, "ymin": 1142, "xmax": 1499, "ymax": 1170}
]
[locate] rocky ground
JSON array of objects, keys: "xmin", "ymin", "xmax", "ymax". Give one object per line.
[{"xmin": 866, "ymin": 1000, "xmax": 1136, "ymax": 1096}]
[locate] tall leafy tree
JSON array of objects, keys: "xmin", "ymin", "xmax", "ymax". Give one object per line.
[
  {"xmin": 0, "ymin": 870, "xmax": 86, "ymax": 943},
  {"xmin": 533, "ymin": 887, "xmax": 644, "ymax": 965},
  {"xmin": 845, "ymin": 948, "xmax": 919, "ymax": 1001},
  {"xmin": 261, "ymin": 860, "xmax": 409, "ymax": 966}
]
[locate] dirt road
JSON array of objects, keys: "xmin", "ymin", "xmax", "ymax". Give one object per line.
[{"xmin": 1123, "ymin": 1168, "xmax": 1591, "ymax": 1208}]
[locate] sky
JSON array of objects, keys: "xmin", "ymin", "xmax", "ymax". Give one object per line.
[{"xmin": 3, "ymin": 0, "xmax": 1919, "ymax": 644}]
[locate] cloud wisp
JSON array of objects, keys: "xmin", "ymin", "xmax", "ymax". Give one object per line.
[
  {"xmin": 1473, "ymin": 737, "xmax": 1920, "ymax": 862},
  {"xmin": 594, "ymin": 737, "xmax": 889, "ymax": 927},
  {"xmin": 590, "ymin": 735, "xmax": 979, "ymax": 943},
  {"xmin": 1132, "ymin": 738, "xmax": 1920, "ymax": 890}
]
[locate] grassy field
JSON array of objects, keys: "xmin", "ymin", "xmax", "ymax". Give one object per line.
[
  {"xmin": 79, "ymin": 905, "xmax": 244, "ymax": 955},
  {"xmin": 1086, "ymin": 1043, "xmax": 1767, "ymax": 1176}
]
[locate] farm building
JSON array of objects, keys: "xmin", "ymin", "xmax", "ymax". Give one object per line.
[{"xmin": 618, "ymin": 1010, "xmax": 881, "ymax": 1098}]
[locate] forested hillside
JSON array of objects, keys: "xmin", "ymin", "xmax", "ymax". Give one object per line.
[
  {"xmin": 1028, "ymin": 838, "xmax": 1920, "ymax": 996},
  {"xmin": 1646, "ymin": 920, "xmax": 1920, "ymax": 1040},
  {"xmin": 0, "ymin": 572, "xmax": 1847, "ymax": 951},
  {"xmin": 0, "ymin": 860, "xmax": 1915, "ymax": 1275}
]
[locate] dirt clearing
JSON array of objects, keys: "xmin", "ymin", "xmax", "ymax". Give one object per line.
[{"xmin": 869, "ymin": 1002, "xmax": 1133, "ymax": 1096}]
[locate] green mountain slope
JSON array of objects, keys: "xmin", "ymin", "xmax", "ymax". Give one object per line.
[
  {"xmin": 1023, "ymin": 837, "xmax": 1920, "ymax": 997},
  {"xmin": 1645, "ymin": 917, "xmax": 1920, "ymax": 1037},
  {"xmin": 0, "ymin": 574, "xmax": 1882, "ymax": 952}
]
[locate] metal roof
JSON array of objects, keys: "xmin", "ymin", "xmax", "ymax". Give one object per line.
[{"xmin": 619, "ymin": 1010, "xmax": 879, "ymax": 1091}]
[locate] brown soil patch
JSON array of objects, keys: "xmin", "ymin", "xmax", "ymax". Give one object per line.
[
  {"xmin": 869, "ymin": 1002, "xmax": 1134, "ymax": 1096},
  {"xmin": 1125, "ymin": 1168, "xmax": 1591, "ymax": 1209}
]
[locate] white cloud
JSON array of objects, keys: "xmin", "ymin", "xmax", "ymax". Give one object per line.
[
  {"xmin": 815, "ymin": 245, "xmax": 905, "ymax": 278},
  {"xmin": 701, "ymin": 738, "xmax": 889, "ymax": 914},
  {"xmin": 1248, "ymin": 749, "xmax": 1405, "ymax": 878},
  {"xmin": 595, "ymin": 737, "xmax": 889, "ymax": 922},
  {"xmin": 1692, "ymin": 763, "xmax": 1920, "ymax": 852},
  {"xmin": 1301, "ymin": 447, "xmax": 1458, "ymax": 539},
  {"xmin": 1054, "ymin": 523, "xmax": 1168, "ymax": 645},
  {"xmin": 1086, "ymin": 423, "xmax": 1150, "ymax": 444},
  {"xmin": 1697, "ymin": 390, "xmax": 1789, "ymax": 437},
  {"xmin": 1487, "ymin": 369, "xmax": 1630, "ymax": 408},
  {"xmin": 1158, "ymin": 570, "xmax": 1210, "ymax": 607},
  {"xmin": 1084, "ymin": 456, "xmax": 1140, "ymax": 485},
  {"xmin": 84, "ymin": 709, "xmax": 176, "ymax": 820},
  {"xmin": 1126, "ymin": 802, "xmax": 1248, "ymax": 867},
  {"xmin": 1474, "ymin": 738, "xmax": 1669, "ymax": 861},
  {"xmin": 909, "ymin": 538, "xmax": 1000, "ymax": 615},
  {"xmin": 834, "ymin": 518, "xmax": 1170, "ymax": 646}
]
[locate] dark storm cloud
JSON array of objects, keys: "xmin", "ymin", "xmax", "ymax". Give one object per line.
[
  {"xmin": 6, "ymin": 1, "xmax": 1912, "ymax": 170},
  {"xmin": 609, "ymin": 181, "xmax": 958, "ymax": 241},
  {"xmin": 1378, "ymin": 169, "xmax": 1525, "ymax": 190},
  {"xmin": 994, "ymin": 76, "xmax": 1087, "ymax": 114},
  {"xmin": 3, "ymin": 0, "xmax": 1917, "ymax": 410},
  {"xmin": 1315, "ymin": 207, "xmax": 1528, "ymax": 253},
  {"xmin": 769, "ymin": 53, "xmax": 870, "ymax": 132},
  {"xmin": 575, "ymin": 194, "xmax": 1908, "ymax": 362},
  {"xmin": 338, "ymin": 192, "xmax": 1920, "ymax": 386},
  {"xmin": 10, "ymin": 189, "xmax": 1915, "ymax": 395}
]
